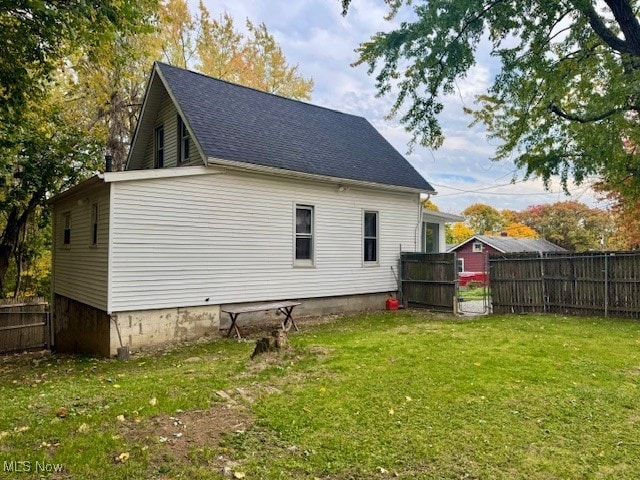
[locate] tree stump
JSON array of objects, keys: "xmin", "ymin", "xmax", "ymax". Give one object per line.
[{"xmin": 251, "ymin": 329, "xmax": 288, "ymax": 359}]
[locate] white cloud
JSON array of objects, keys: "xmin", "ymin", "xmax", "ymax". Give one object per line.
[{"xmin": 195, "ymin": 0, "xmax": 608, "ymax": 214}]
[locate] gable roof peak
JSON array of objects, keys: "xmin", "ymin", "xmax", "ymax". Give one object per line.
[
  {"xmin": 155, "ymin": 61, "xmax": 352, "ymax": 119},
  {"xmin": 147, "ymin": 62, "xmax": 434, "ymax": 192}
]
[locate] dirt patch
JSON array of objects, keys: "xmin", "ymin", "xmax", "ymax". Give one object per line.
[{"xmin": 120, "ymin": 403, "xmax": 252, "ymax": 472}]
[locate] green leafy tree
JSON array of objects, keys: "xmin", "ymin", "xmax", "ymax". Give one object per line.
[
  {"xmin": 68, "ymin": 31, "xmax": 161, "ymax": 171},
  {"xmin": 0, "ymin": 0, "xmax": 156, "ymax": 122},
  {"xmin": 462, "ymin": 203, "xmax": 505, "ymax": 234},
  {"xmin": 0, "ymin": 97, "xmax": 102, "ymax": 295},
  {"xmin": 515, "ymin": 201, "xmax": 613, "ymax": 251},
  {"xmin": 0, "ymin": 1, "xmax": 157, "ymax": 297},
  {"xmin": 342, "ymin": 1, "xmax": 640, "ymax": 199}
]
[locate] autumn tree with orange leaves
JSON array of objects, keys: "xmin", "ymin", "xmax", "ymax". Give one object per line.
[{"xmin": 514, "ymin": 201, "xmax": 613, "ymax": 251}]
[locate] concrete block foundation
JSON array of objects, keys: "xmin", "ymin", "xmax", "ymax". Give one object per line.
[
  {"xmin": 54, "ymin": 291, "xmax": 394, "ymax": 357},
  {"xmin": 110, "ymin": 305, "xmax": 220, "ymax": 356}
]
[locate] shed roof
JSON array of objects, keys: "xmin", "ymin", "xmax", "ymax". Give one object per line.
[
  {"xmin": 143, "ymin": 62, "xmax": 434, "ymax": 192},
  {"xmin": 449, "ymin": 235, "xmax": 566, "ymax": 253}
]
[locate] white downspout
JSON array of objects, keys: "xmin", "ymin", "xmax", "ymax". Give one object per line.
[{"xmin": 416, "ymin": 193, "xmax": 430, "ymax": 251}]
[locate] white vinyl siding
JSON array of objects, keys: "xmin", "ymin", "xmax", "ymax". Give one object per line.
[
  {"xmin": 52, "ymin": 184, "xmax": 110, "ymax": 310},
  {"xmin": 109, "ymin": 171, "xmax": 419, "ymax": 311},
  {"xmin": 141, "ymin": 95, "xmax": 202, "ymax": 169}
]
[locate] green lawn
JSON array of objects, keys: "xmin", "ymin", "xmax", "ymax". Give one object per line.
[{"xmin": 2, "ymin": 311, "xmax": 640, "ymax": 479}]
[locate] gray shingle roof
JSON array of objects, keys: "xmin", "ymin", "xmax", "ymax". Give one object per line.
[
  {"xmin": 469, "ymin": 235, "xmax": 566, "ymax": 253},
  {"xmin": 156, "ymin": 62, "xmax": 434, "ymax": 191}
]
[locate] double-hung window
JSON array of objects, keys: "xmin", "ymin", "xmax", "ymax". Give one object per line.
[
  {"xmin": 91, "ymin": 203, "xmax": 99, "ymax": 246},
  {"xmin": 154, "ymin": 124, "xmax": 164, "ymax": 168},
  {"xmin": 63, "ymin": 212, "xmax": 71, "ymax": 245},
  {"xmin": 177, "ymin": 115, "xmax": 190, "ymax": 163},
  {"xmin": 295, "ymin": 205, "xmax": 314, "ymax": 265},
  {"xmin": 363, "ymin": 211, "xmax": 378, "ymax": 263}
]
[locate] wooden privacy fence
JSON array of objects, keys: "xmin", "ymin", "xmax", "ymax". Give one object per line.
[
  {"xmin": 0, "ymin": 297, "xmax": 50, "ymax": 353},
  {"xmin": 400, "ymin": 252, "xmax": 457, "ymax": 311},
  {"xmin": 490, "ymin": 251, "xmax": 640, "ymax": 318}
]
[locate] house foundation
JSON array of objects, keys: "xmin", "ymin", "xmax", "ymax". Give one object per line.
[
  {"xmin": 110, "ymin": 305, "xmax": 220, "ymax": 356},
  {"xmin": 54, "ymin": 291, "xmax": 393, "ymax": 357},
  {"xmin": 53, "ymin": 294, "xmax": 111, "ymax": 357},
  {"xmin": 219, "ymin": 292, "xmax": 393, "ymax": 328}
]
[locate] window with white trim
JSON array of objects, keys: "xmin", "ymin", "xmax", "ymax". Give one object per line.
[
  {"xmin": 91, "ymin": 203, "xmax": 99, "ymax": 246},
  {"xmin": 422, "ymin": 221, "xmax": 440, "ymax": 253},
  {"xmin": 63, "ymin": 212, "xmax": 71, "ymax": 245},
  {"xmin": 456, "ymin": 258, "xmax": 464, "ymax": 273},
  {"xmin": 154, "ymin": 124, "xmax": 164, "ymax": 168},
  {"xmin": 363, "ymin": 211, "xmax": 378, "ymax": 263},
  {"xmin": 295, "ymin": 205, "xmax": 314, "ymax": 264},
  {"xmin": 472, "ymin": 241, "xmax": 483, "ymax": 253},
  {"xmin": 177, "ymin": 115, "xmax": 190, "ymax": 163}
]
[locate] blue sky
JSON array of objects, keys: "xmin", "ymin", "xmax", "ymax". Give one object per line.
[{"xmin": 197, "ymin": 0, "xmax": 607, "ymax": 214}]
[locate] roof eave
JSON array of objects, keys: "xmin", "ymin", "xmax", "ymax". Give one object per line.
[
  {"xmin": 124, "ymin": 66, "xmax": 157, "ymax": 171},
  {"xmin": 47, "ymin": 176, "xmax": 105, "ymax": 205},
  {"xmin": 423, "ymin": 210, "xmax": 464, "ymax": 223},
  {"xmin": 449, "ymin": 235, "xmax": 508, "ymax": 253},
  {"xmin": 154, "ymin": 63, "xmax": 208, "ymax": 168}
]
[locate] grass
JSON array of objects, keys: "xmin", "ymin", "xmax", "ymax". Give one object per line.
[
  {"xmin": 458, "ymin": 285, "xmax": 488, "ymax": 300},
  {"xmin": 2, "ymin": 311, "xmax": 640, "ymax": 479}
]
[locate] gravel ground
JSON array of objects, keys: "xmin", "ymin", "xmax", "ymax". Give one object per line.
[{"xmin": 457, "ymin": 299, "xmax": 491, "ymax": 315}]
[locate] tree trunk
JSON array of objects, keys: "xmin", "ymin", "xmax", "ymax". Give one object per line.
[
  {"xmin": 12, "ymin": 247, "xmax": 22, "ymax": 300},
  {"xmin": 0, "ymin": 196, "xmax": 40, "ymax": 297}
]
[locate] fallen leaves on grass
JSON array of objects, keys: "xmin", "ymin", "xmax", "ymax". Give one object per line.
[{"xmin": 115, "ymin": 452, "xmax": 130, "ymax": 463}]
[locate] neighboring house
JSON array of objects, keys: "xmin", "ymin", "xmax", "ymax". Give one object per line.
[
  {"xmin": 421, "ymin": 210, "xmax": 464, "ymax": 253},
  {"xmin": 448, "ymin": 234, "xmax": 566, "ymax": 285},
  {"xmin": 49, "ymin": 62, "xmax": 436, "ymax": 356}
]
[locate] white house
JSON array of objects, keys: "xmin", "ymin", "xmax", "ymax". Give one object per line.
[
  {"xmin": 421, "ymin": 209, "xmax": 464, "ymax": 253},
  {"xmin": 50, "ymin": 62, "xmax": 437, "ymax": 356}
]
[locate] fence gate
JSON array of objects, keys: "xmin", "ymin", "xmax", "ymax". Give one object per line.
[
  {"xmin": 400, "ymin": 252, "xmax": 457, "ymax": 312},
  {"xmin": 0, "ymin": 298, "xmax": 50, "ymax": 354}
]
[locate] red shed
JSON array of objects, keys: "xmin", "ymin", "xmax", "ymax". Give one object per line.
[{"xmin": 448, "ymin": 235, "xmax": 566, "ymax": 286}]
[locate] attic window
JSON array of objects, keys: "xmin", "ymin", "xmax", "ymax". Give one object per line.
[
  {"xmin": 154, "ymin": 124, "xmax": 164, "ymax": 168},
  {"xmin": 177, "ymin": 115, "xmax": 190, "ymax": 163},
  {"xmin": 472, "ymin": 241, "xmax": 483, "ymax": 253}
]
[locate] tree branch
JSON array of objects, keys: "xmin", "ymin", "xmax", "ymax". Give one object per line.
[
  {"xmin": 604, "ymin": 0, "xmax": 640, "ymax": 55},
  {"xmin": 548, "ymin": 103, "xmax": 634, "ymax": 122},
  {"xmin": 574, "ymin": 0, "xmax": 634, "ymax": 54}
]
